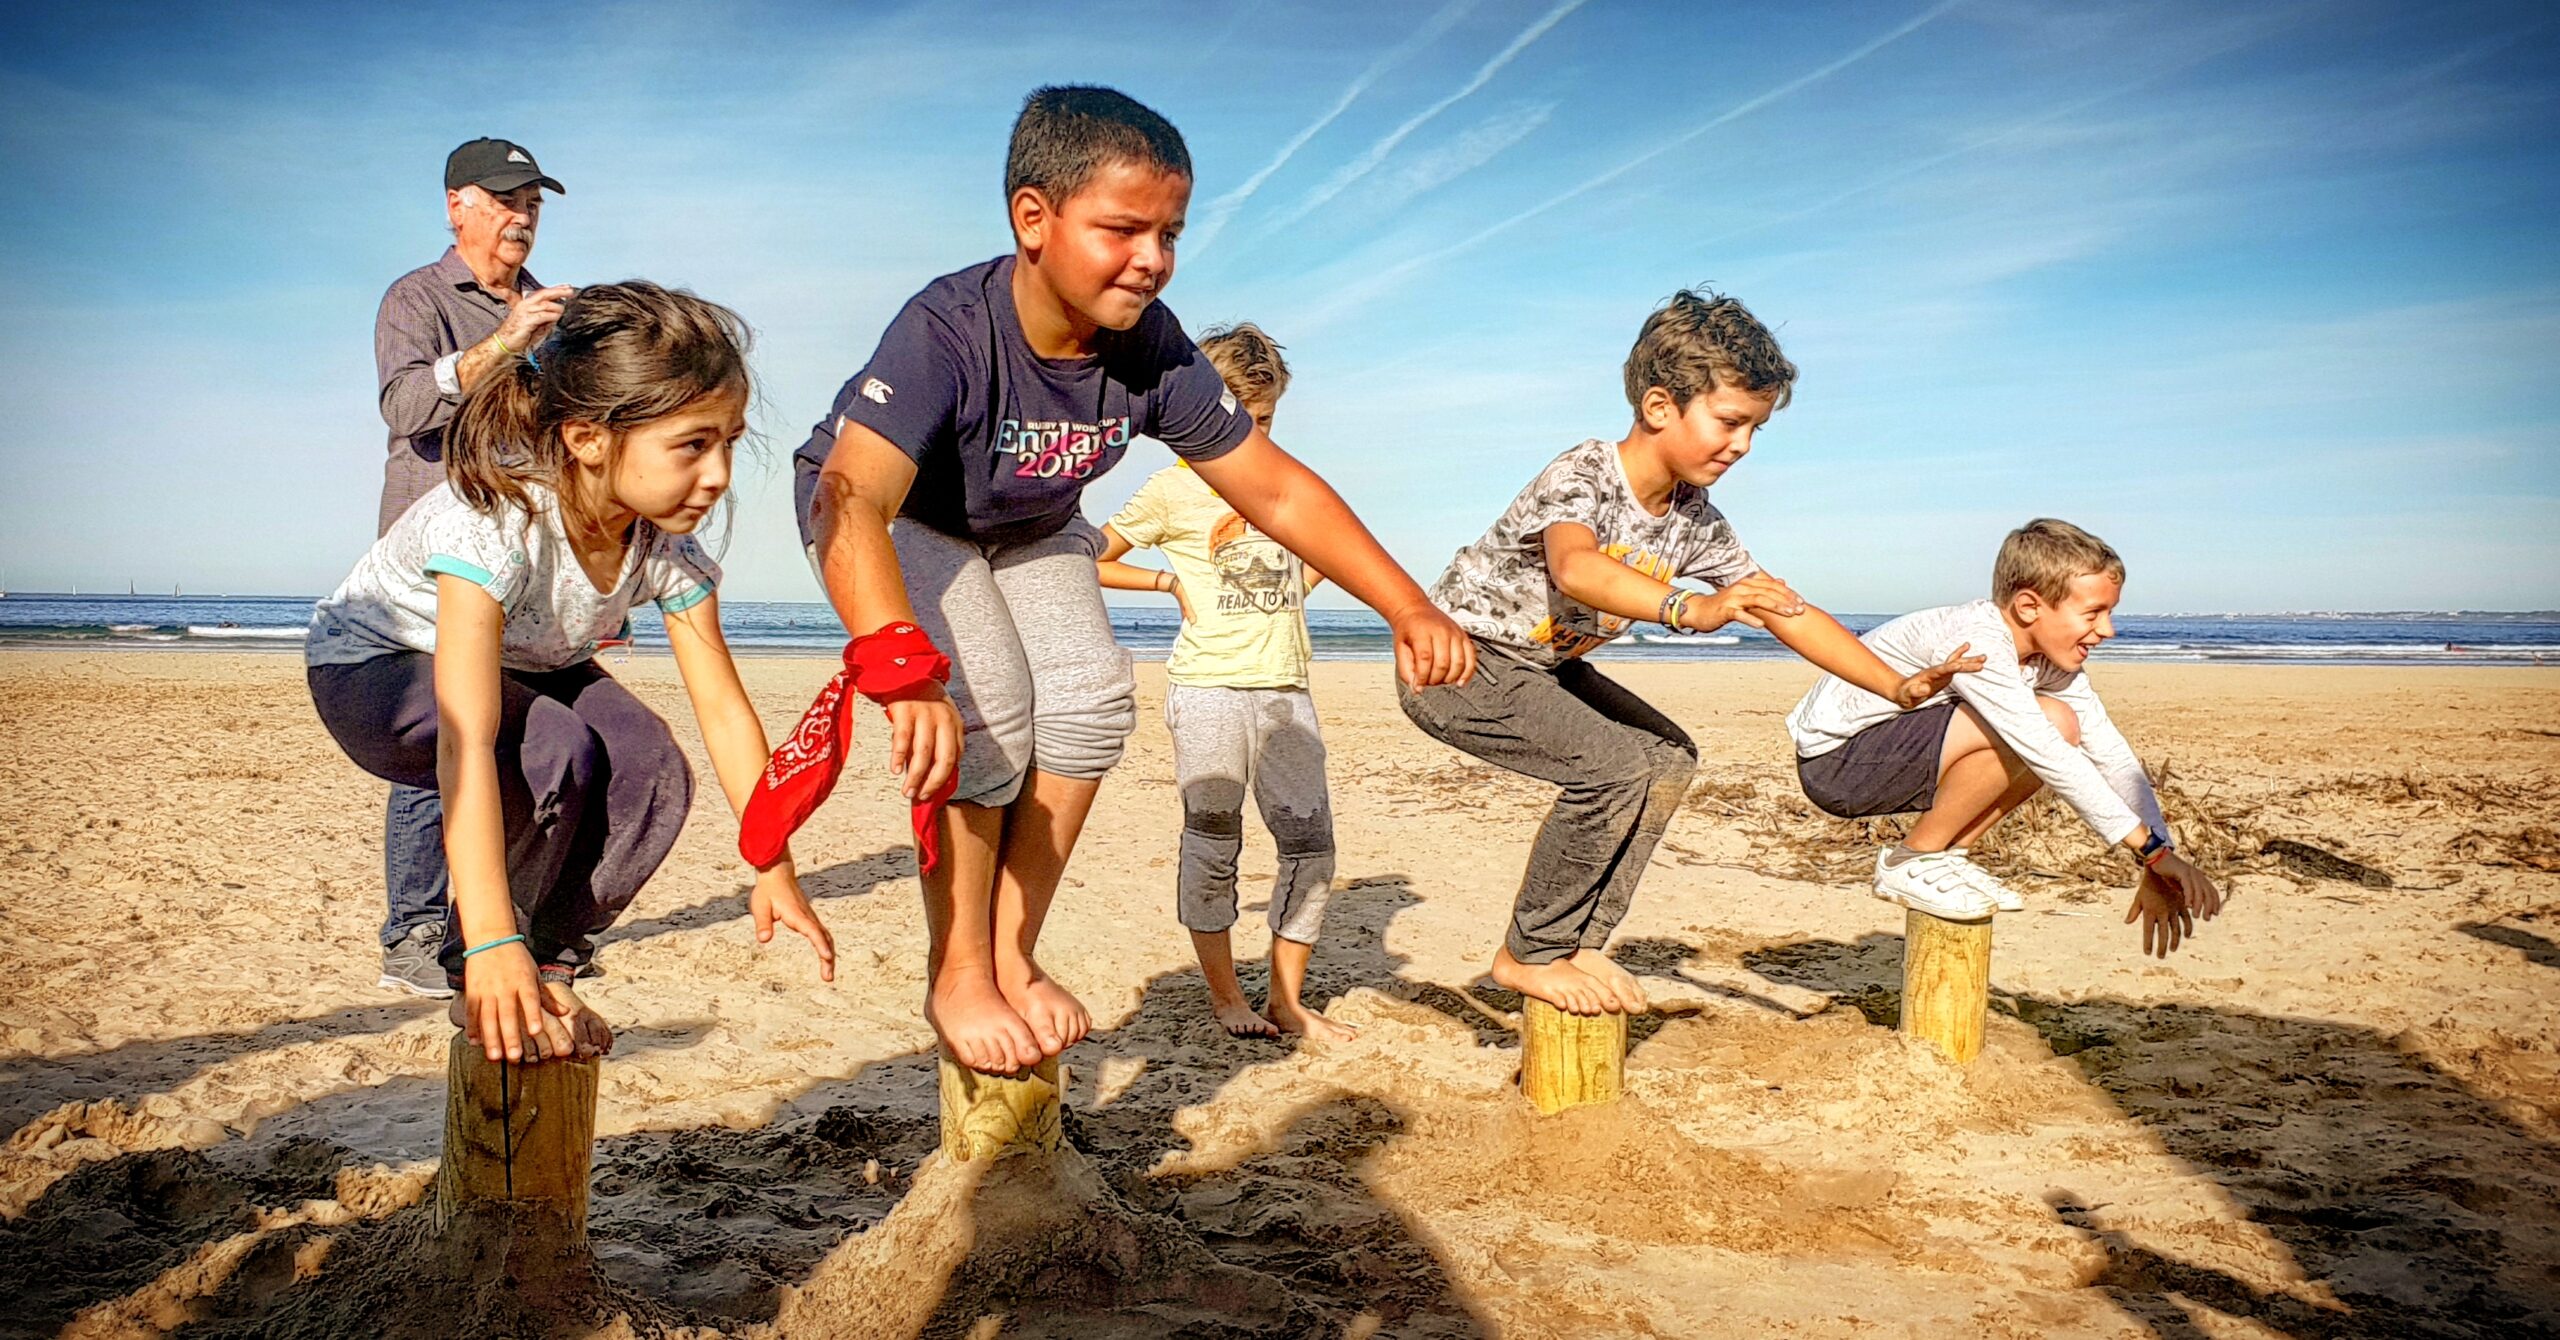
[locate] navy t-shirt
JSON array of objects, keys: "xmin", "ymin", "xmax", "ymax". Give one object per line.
[{"xmin": 793, "ymin": 256, "xmax": 1254, "ymax": 547}]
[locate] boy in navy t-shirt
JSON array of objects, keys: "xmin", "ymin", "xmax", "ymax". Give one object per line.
[{"xmin": 794, "ymin": 87, "xmax": 1474, "ymax": 1076}]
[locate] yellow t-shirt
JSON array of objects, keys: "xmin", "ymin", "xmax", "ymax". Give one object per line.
[{"xmin": 1106, "ymin": 465, "xmax": 1311, "ymax": 689}]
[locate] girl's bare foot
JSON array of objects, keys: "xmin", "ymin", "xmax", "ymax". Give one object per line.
[
  {"xmin": 1212, "ymin": 995, "xmax": 1282, "ymax": 1038},
  {"xmin": 998, "ymin": 961, "xmax": 1091, "ymax": 1057},
  {"xmin": 540, "ymin": 980, "xmax": 614, "ymax": 1058},
  {"xmin": 929, "ymin": 972, "xmax": 1043, "ymax": 1074},
  {"xmin": 1490, "ymin": 945, "xmax": 1613, "ymax": 1016},
  {"xmin": 1566, "ymin": 949, "xmax": 1649, "ymax": 1014},
  {"xmin": 1265, "ymin": 996, "xmax": 1359, "ymax": 1042}
]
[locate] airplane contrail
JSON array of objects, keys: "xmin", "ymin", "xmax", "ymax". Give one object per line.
[
  {"xmin": 1187, "ymin": 0, "xmax": 1486, "ymax": 257},
  {"xmin": 1246, "ymin": 0, "xmax": 1589, "ymax": 245},
  {"xmin": 1292, "ymin": 0, "xmax": 1963, "ymax": 327}
]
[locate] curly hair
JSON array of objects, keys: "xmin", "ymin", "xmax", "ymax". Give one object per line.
[
  {"xmin": 1195, "ymin": 322, "xmax": 1290, "ymax": 407},
  {"xmin": 1622, "ymin": 289, "xmax": 1796, "ymax": 412}
]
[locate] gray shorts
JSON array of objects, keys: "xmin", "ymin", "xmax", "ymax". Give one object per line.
[
  {"xmin": 1796, "ymin": 700, "xmax": 1959, "ymax": 819},
  {"xmin": 804, "ymin": 520, "xmax": 1136, "ymax": 808}
]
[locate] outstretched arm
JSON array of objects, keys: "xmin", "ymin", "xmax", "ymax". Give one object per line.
[
  {"xmin": 665, "ymin": 594, "xmax": 835, "ymax": 980},
  {"xmin": 812, "ymin": 418, "xmax": 962, "ymax": 802},
  {"xmin": 1758, "ymin": 605, "xmax": 1980, "ymax": 708},
  {"xmin": 1193, "ymin": 429, "xmax": 1472, "ymax": 687}
]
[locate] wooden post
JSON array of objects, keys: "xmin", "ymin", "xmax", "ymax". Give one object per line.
[
  {"xmin": 1518, "ymin": 997, "xmax": 1626, "ymax": 1115},
  {"xmin": 938, "ymin": 1050, "xmax": 1063, "ymax": 1161},
  {"xmin": 436, "ymin": 1033, "xmax": 599, "ymax": 1241},
  {"xmin": 1899, "ymin": 907, "xmax": 1994, "ymax": 1064}
]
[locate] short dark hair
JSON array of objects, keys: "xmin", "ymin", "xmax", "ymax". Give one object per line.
[
  {"xmin": 1005, "ymin": 85, "xmax": 1191, "ymax": 206},
  {"xmin": 1623, "ymin": 289, "xmax": 1796, "ymax": 413}
]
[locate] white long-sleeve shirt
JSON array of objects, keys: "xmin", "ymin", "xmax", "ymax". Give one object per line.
[{"xmin": 1786, "ymin": 600, "xmax": 2168, "ymax": 848}]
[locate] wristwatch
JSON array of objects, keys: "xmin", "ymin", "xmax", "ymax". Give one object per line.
[{"xmin": 2135, "ymin": 831, "xmax": 2173, "ymax": 869}]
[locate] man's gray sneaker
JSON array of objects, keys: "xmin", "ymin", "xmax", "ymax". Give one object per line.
[{"xmin": 380, "ymin": 923, "xmax": 455, "ymax": 998}]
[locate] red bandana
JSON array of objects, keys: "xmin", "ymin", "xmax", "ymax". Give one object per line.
[{"xmin": 738, "ymin": 623, "xmax": 958, "ymax": 873}]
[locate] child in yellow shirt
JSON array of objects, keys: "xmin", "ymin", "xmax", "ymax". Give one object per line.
[{"xmin": 1098, "ymin": 324, "xmax": 1353, "ymax": 1041}]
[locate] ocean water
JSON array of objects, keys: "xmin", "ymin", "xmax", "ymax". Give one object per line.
[{"xmin": 4, "ymin": 593, "xmax": 2556, "ymax": 666}]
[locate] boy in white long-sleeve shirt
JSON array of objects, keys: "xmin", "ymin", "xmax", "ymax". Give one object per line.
[{"xmin": 1786, "ymin": 519, "xmax": 2223, "ymax": 954}]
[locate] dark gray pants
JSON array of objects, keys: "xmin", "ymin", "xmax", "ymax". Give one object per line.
[
  {"xmin": 1398, "ymin": 642, "xmax": 1696, "ymax": 965},
  {"xmin": 309, "ymin": 654, "xmax": 693, "ymax": 977}
]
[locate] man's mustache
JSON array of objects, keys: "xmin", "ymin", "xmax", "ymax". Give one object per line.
[{"xmin": 501, "ymin": 226, "xmax": 534, "ymax": 244}]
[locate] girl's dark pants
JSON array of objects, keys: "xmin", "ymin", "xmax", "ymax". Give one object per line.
[
  {"xmin": 308, "ymin": 653, "xmax": 693, "ymax": 978},
  {"xmin": 1398, "ymin": 640, "xmax": 1697, "ymax": 965}
]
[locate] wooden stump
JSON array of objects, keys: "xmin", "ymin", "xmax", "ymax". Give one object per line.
[
  {"xmin": 1899, "ymin": 907, "xmax": 1994, "ymax": 1064},
  {"xmin": 1518, "ymin": 997, "xmax": 1626, "ymax": 1115},
  {"xmin": 938, "ymin": 1051, "xmax": 1063, "ymax": 1161},
  {"xmin": 435, "ymin": 1033, "xmax": 599, "ymax": 1241}
]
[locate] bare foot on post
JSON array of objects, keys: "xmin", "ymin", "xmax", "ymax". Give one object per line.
[
  {"xmin": 1491, "ymin": 945, "xmax": 1614, "ymax": 1016},
  {"xmin": 541, "ymin": 980, "xmax": 615, "ymax": 1058},
  {"xmin": 1565, "ymin": 949, "xmax": 1649, "ymax": 1014},
  {"xmin": 998, "ymin": 960, "xmax": 1092, "ymax": 1057},
  {"xmin": 930, "ymin": 971, "xmax": 1043, "ymax": 1074}
]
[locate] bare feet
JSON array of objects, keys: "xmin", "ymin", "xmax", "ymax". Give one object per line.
[
  {"xmin": 929, "ymin": 971, "xmax": 1043, "ymax": 1074},
  {"xmin": 1265, "ymin": 995, "xmax": 1359, "ymax": 1042},
  {"xmin": 1212, "ymin": 995, "xmax": 1282, "ymax": 1038},
  {"xmin": 997, "ymin": 961, "xmax": 1092, "ymax": 1058},
  {"xmin": 1566, "ymin": 948, "xmax": 1649, "ymax": 1014},
  {"xmin": 1490, "ymin": 945, "xmax": 1614, "ymax": 1016},
  {"xmin": 540, "ymin": 980, "xmax": 614, "ymax": 1058}
]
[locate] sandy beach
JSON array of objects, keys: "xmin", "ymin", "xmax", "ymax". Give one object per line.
[{"xmin": 1, "ymin": 649, "xmax": 2554, "ymax": 1338}]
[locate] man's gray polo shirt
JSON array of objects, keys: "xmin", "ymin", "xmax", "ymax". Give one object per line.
[{"xmin": 372, "ymin": 247, "xmax": 540, "ymax": 536}]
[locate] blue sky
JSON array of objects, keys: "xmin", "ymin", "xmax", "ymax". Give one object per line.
[{"xmin": 1, "ymin": 0, "xmax": 2553, "ymax": 611}]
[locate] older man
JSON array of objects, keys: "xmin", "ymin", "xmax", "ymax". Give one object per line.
[{"xmin": 367, "ymin": 137, "xmax": 574, "ymax": 996}]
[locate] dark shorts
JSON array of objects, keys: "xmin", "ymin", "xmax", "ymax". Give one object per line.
[{"xmin": 1797, "ymin": 700, "xmax": 1960, "ymax": 819}]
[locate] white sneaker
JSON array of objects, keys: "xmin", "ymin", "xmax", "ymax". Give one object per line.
[
  {"xmin": 1947, "ymin": 849, "xmax": 2025, "ymax": 913},
  {"xmin": 1871, "ymin": 848, "xmax": 1997, "ymax": 921}
]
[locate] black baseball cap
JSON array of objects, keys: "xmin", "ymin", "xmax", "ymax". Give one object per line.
[{"xmin": 444, "ymin": 138, "xmax": 566, "ymax": 195}]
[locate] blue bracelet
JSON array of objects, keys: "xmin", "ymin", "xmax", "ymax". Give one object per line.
[{"xmin": 461, "ymin": 933, "xmax": 526, "ymax": 959}]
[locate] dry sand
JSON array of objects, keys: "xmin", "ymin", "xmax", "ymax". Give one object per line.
[{"xmin": 1, "ymin": 650, "xmax": 2554, "ymax": 1338}]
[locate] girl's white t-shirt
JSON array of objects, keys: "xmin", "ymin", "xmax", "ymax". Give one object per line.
[{"xmin": 307, "ymin": 482, "xmax": 720, "ymax": 672}]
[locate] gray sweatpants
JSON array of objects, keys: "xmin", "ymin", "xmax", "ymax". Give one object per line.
[
  {"xmin": 1397, "ymin": 640, "xmax": 1697, "ymax": 965},
  {"xmin": 881, "ymin": 517, "xmax": 1137, "ymax": 806},
  {"xmin": 1166, "ymin": 683, "xmax": 1336, "ymax": 943}
]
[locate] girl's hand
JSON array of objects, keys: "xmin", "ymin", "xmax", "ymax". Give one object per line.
[
  {"xmin": 2149, "ymin": 849, "xmax": 2224, "ymax": 921},
  {"xmin": 751, "ymin": 870, "xmax": 837, "ymax": 982},
  {"xmin": 1684, "ymin": 575, "xmax": 1805, "ymax": 633},
  {"xmin": 2124, "ymin": 870, "xmax": 2197, "ymax": 959},
  {"xmin": 1390, "ymin": 602, "xmax": 1475, "ymax": 688},
  {"xmin": 1169, "ymin": 576, "xmax": 1197, "ymax": 624},
  {"xmin": 462, "ymin": 942, "xmax": 573, "ymax": 1063},
  {"xmin": 886, "ymin": 684, "xmax": 964, "ymax": 802},
  {"xmin": 1889, "ymin": 642, "xmax": 1986, "ymax": 709}
]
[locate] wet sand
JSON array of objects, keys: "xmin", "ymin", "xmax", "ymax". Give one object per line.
[{"xmin": 1, "ymin": 651, "xmax": 2554, "ymax": 1337}]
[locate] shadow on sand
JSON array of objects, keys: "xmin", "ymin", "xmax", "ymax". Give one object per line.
[
  {"xmin": 1744, "ymin": 931, "xmax": 2560, "ymax": 1339},
  {"xmin": 0, "ymin": 871, "xmax": 1491, "ymax": 1339}
]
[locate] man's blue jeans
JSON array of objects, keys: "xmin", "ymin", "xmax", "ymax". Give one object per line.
[{"xmin": 382, "ymin": 784, "xmax": 450, "ymax": 948}]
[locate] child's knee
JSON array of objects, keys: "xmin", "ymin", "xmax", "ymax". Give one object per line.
[
  {"xmin": 1179, "ymin": 778, "xmax": 1248, "ymax": 837},
  {"xmin": 2037, "ymin": 695, "xmax": 2082, "ymax": 746},
  {"xmin": 1030, "ymin": 666, "xmax": 1136, "ymax": 779}
]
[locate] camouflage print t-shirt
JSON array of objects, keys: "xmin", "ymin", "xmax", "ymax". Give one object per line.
[{"xmin": 1428, "ymin": 438, "xmax": 1759, "ymax": 666}]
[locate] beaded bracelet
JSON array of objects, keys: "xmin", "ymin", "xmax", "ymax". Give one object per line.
[{"xmin": 462, "ymin": 933, "xmax": 526, "ymax": 960}]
